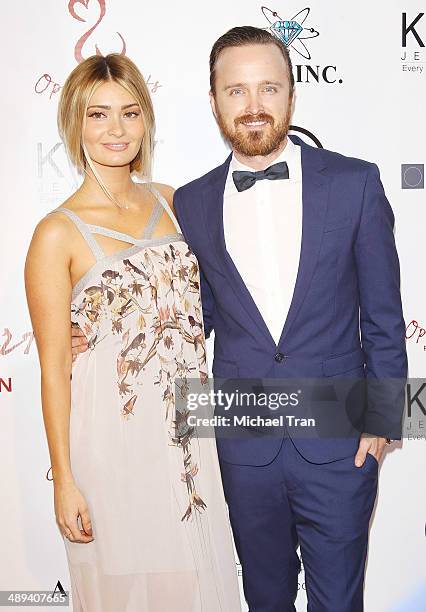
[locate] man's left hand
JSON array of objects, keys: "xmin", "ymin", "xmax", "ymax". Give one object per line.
[{"xmin": 354, "ymin": 433, "xmax": 387, "ymax": 467}]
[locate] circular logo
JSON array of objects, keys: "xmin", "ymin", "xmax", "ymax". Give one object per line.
[
  {"xmin": 289, "ymin": 125, "xmax": 323, "ymax": 148},
  {"xmin": 403, "ymin": 166, "xmax": 423, "ymax": 188}
]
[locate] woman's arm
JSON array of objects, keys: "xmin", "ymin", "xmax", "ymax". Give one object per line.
[{"xmin": 25, "ymin": 214, "xmax": 93, "ymax": 543}]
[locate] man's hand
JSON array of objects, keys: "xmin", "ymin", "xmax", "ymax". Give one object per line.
[
  {"xmin": 71, "ymin": 324, "xmax": 88, "ymax": 362},
  {"xmin": 354, "ymin": 433, "xmax": 387, "ymax": 467}
]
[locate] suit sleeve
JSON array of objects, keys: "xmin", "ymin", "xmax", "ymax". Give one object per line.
[
  {"xmin": 354, "ymin": 163, "xmax": 408, "ymax": 438},
  {"xmin": 173, "ymin": 188, "xmax": 215, "ymax": 339}
]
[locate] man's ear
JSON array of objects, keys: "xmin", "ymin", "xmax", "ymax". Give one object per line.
[{"xmin": 209, "ymin": 91, "xmax": 217, "ymax": 119}]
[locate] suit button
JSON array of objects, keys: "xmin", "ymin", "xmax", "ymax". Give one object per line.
[{"xmin": 274, "ymin": 352, "xmax": 285, "ymax": 363}]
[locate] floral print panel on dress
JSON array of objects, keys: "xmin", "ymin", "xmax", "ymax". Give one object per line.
[{"xmin": 71, "ymin": 240, "xmax": 209, "ymax": 522}]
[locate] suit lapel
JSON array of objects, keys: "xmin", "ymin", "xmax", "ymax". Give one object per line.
[
  {"xmin": 278, "ymin": 137, "xmax": 330, "ymax": 346},
  {"xmin": 201, "ymin": 155, "xmax": 276, "ymax": 346}
]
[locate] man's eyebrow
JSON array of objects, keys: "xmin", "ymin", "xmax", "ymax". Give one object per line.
[
  {"xmin": 86, "ymin": 103, "xmax": 140, "ymax": 110},
  {"xmin": 224, "ymin": 82, "xmax": 246, "ymax": 91},
  {"xmin": 223, "ymin": 80, "xmax": 284, "ymax": 91},
  {"xmin": 259, "ymin": 80, "xmax": 284, "ymax": 87}
]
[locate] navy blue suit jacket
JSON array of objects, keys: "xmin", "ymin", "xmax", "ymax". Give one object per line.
[{"xmin": 174, "ymin": 135, "xmax": 408, "ymax": 465}]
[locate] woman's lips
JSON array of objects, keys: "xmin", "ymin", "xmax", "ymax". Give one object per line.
[{"xmin": 102, "ymin": 143, "xmax": 129, "ymax": 151}]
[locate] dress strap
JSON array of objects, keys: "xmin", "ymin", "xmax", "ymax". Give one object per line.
[
  {"xmin": 141, "ymin": 200, "xmax": 165, "ymax": 240},
  {"xmin": 87, "ymin": 225, "xmax": 145, "ymax": 245},
  {"xmin": 46, "ymin": 208, "xmax": 104, "ymax": 261},
  {"xmin": 144, "ymin": 184, "xmax": 181, "ymax": 238}
]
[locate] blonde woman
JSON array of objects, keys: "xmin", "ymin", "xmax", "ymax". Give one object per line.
[{"xmin": 25, "ymin": 54, "xmax": 241, "ymax": 612}]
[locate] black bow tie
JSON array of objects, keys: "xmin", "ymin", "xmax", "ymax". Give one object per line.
[{"xmin": 232, "ymin": 161, "xmax": 290, "ymax": 192}]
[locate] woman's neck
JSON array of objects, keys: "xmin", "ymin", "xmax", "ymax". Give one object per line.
[{"xmin": 79, "ymin": 163, "xmax": 138, "ymax": 206}]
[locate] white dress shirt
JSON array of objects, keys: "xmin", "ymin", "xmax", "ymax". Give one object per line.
[{"xmin": 223, "ymin": 137, "xmax": 303, "ymax": 345}]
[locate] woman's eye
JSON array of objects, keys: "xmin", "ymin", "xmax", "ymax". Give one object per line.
[
  {"xmin": 124, "ymin": 111, "xmax": 140, "ymax": 118},
  {"xmin": 88, "ymin": 111, "xmax": 105, "ymax": 119}
]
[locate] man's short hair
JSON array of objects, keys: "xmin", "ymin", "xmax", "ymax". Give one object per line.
[{"xmin": 209, "ymin": 26, "xmax": 294, "ymax": 95}]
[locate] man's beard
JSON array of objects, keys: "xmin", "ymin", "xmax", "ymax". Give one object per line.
[{"xmin": 215, "ymin": 106, "xmax": 291, "ymax": 157}]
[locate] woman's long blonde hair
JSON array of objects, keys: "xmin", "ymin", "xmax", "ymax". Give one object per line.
[{"xmin": 57, "ymin": 53, "xmax": 155, "ymax": 204}]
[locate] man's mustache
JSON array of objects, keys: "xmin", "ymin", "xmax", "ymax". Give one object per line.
[{"xmin": 235, "ymin": 113, "xmax": 274, "ymax": 127}]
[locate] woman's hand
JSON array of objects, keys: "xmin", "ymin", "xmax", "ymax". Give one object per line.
[
  {"xmin": 71, "ymin": 324, "xmax": 89, "ymax": 363},
  {"xmin": 54, "ymin": 481, "xmax": 94, "ymax": 543}
]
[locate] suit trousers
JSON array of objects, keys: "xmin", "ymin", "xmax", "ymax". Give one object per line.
[{"xmin": 219, "ymin": 433, "xmax": 378, "ymax": 612}]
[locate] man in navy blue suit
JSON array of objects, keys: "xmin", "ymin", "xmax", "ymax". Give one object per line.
[
  {"xmin": 173, "ymin": 27, "xmax": 407, "ymax": 612},
  {"xmin": 71, "ymin": 26, "xmax": 407, "ymax": 612}
]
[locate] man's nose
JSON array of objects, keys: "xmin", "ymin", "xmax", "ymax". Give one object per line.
[{"xmin": 245, "ymin": 92, "xmax": 264, "ymax": 115}]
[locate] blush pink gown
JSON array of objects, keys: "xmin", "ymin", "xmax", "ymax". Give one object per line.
[{"xmin": 46, "ymin": 184, "xmax": 241, "ymax": 612}]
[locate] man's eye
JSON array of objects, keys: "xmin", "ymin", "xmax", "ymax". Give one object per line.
[
  {"xmin": 230, "ymin": 89, "xmax": 243, "ymax": 96},
  {"xmin": 263, "ymin": 86, "xmax": 277, "ymax": 93}
]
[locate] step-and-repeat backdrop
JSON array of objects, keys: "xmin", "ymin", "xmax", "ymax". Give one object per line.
[{"xmin": 1, "ymin": 1, "xmax": 425, "ymax": 610}]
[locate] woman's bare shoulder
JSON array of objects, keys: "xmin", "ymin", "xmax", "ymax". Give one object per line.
[{"xmin": 30, "ymin": 196, "xmax": 80, "ymax": 250}]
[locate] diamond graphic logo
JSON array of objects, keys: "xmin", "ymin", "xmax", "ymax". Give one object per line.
[
  {"xmin": 261, "ymin": 6, "xmax": 319, "ymax": 60},
  {"xmin": 401, "ymin": 164, "xmax": 424, "ymax": 189},
  {"xmin": 272, "ymin": 20, "xmax": 303, "ymax": 46}
]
